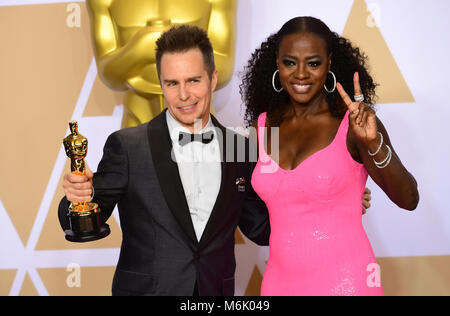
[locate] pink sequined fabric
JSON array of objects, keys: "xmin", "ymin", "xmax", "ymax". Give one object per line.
[{"xmin": 252, "ymin": 112, "xmax": 383, "ymax": 296}]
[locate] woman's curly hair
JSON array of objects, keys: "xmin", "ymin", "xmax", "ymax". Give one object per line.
[{"xmin": 240, "ymin": 16, "xmax": 378, "ymax": 127}]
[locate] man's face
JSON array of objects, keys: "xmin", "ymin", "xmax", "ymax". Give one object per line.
[{"xmin": 160, "ymin": 48, "xmax": 218, "ymax": 132}]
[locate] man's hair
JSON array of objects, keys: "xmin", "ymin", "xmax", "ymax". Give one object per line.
[{"xmin": 155, "ymin": 25, "xmax": 216, "ymax": 79}]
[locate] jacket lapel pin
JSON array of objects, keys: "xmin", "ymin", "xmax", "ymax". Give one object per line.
[{"xmin": 236, "ymin": 177, "xmax": 246, "ymax": 192}]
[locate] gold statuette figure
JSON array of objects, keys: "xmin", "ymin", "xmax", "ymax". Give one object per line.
[
  {"xmin": 63, "ymin": 121, "xmax": 90, "ymax": 212},
  {"xmin": 63, "ymin": 121, "xmax": 110, "ymax": 242},
  {"xmin": 87, "ymin": 0, "xmax": 237, "ymax": 127}
]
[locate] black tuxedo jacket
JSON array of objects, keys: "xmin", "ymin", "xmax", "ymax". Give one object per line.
[{"xmin": 58, "ymin": 109, "xmax": 270, "ymax": 296}]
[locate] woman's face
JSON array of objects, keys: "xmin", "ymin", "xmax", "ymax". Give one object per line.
[{"xmin": 277, "ymin": 32, "xmax": 331, "ymax": 106}]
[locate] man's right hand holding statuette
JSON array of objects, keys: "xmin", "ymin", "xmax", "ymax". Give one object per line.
[{"xmin": 62, "ymin": 121, "xmax": 110, "ymax": 242}]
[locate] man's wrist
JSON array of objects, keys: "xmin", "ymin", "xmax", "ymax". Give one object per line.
[{"xmin": 90, "ymin": 185, "xmax": 95, "ymax": 202}]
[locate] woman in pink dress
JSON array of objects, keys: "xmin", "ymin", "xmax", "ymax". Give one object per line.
[{"xmin": 240, "ymin": 17, "xmax": 419, "ymax": 296}]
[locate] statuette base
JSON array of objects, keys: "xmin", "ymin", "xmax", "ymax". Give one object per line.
[{"xmin": 64, "ymin": 202, "xmax": 111, "ymax": 242}]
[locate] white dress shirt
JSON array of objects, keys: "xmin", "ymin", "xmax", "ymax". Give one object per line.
[{"xmin": 166, "ymin": 110, "xmax": 222, "ymax": 241}]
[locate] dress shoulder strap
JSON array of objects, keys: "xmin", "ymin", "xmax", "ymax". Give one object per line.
[
  {"xmin": 335, "ymin": 110, "xmax": 349, "ymax": 142},
  {"xmin": 257, "ymin": 112, "xmax": 267, "ymax": 128},
  {"xmin": 256, "ymin": 112, "xmax": 269, "ymax": 161}
]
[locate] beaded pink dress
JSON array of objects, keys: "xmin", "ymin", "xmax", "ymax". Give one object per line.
[{"xmin": 252, "ymin": 111, "xmax": 383, "ymax": 296}]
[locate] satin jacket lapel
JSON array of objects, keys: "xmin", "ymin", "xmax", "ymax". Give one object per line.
[
  {"xmin": 198, "ymin": 115, "xmax": 236, "ymax": 246},
  {"xmin": 147, "ymin": 110, "xmax": 198, "ymax": 245}
]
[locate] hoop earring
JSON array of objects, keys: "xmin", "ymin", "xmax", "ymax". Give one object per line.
[
  {"xmin": 272, "ymin": 70, "xmax": 284, "ymax": 93},
  {"xmin": 324, "ymin": 71, "xmax": 336, "ymax": 93}
]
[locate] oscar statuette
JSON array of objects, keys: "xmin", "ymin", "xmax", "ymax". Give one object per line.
[{"xmin": 63, "ymin": 121, "xmax": 110, "ymax": 242}]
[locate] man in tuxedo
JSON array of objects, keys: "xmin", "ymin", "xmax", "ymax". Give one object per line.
[{"xmin": 59, "ymin": 25, "xmax": 270, "ymax": 296}]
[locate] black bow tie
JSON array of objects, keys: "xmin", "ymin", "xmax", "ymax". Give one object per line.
[{"xmin": 178, "ymin": 131, "xmax": 214, "ymax": 146}]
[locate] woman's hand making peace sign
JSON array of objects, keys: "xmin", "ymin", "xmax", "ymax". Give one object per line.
[
  {"xmin": 336, "ymin": 71, "xmax": 419, "ymax": 211},
  {"xmin": 336, "ymin": 72, "xmax": 379, "ymax": 150}
]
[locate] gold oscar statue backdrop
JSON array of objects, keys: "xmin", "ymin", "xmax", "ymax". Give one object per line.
[
  {"xmin": 1, "ymin": 0, "xmax": 449, "ymax": 296},
  {"xmin": 86, "ymin": 0, "xmax": 237, "ymax": 128}
]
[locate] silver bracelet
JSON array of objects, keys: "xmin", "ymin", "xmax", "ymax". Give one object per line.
[
  {"xmin": 374, "ymin": 145, "xmax": 392, "ymax": 169},
  {"xmin": 368, "ymin": 132, "xmax": 383, "ymax": 156}
]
